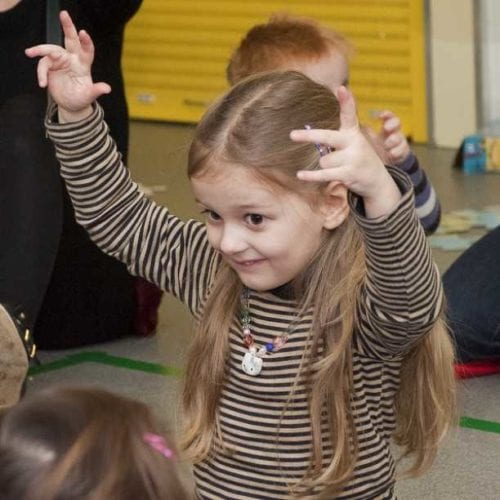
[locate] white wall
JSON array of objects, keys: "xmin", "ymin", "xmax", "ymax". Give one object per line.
[
  {"xmin": 428, "ymin": 0, "xmax": 477, "ymax": 147},
  {"xmin": 479, "ymin": 0, "xmax": 500, "ymax": 128}
]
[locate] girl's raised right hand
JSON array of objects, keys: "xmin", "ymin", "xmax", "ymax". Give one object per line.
[{"xmin": 25, "ymin": 10, "xmax": 111, "ymax": 122}]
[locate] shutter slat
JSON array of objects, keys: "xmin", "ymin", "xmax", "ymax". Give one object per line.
[{"xmin": 123, "ymin": 0, "xmax": 427, "ymax": 141}]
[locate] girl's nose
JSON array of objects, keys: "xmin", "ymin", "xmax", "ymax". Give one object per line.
[{"xmin": 219, "ymin": 225, "xmax": 247, "ymax": 255}]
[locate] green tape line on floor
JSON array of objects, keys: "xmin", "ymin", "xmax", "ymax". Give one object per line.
[
  {"xmin": 459, "ymin": 416, "xmax": 500, "ymax": 435},
  {"xmin": 28, "ymin": 352, "xmax": 500, "ymax": 435},
  {"xmin": 29, "ymin": 351, "xmax": 182, "ymax": 377}
]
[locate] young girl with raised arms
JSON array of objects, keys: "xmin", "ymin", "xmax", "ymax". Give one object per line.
[
  {"xmin": 0, "ymin": 386, "xmax": 191, "ymax": 499},
  {"xmin": 26, "ymin": 11, "xmax": 456, "ymax": 499}
]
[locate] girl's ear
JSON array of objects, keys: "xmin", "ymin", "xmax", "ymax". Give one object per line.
[{"xmin": 320, "ymin": 181, "xmax": 349, "ymax": 230}]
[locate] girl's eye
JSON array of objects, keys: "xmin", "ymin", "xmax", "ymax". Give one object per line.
[
  {"xmin": 201, "ymin": 209, "xmax": 221, "ymax": 222},
  {"xmin": 246, "ymin": 213, "xmax": 264, "ymax": 226}
]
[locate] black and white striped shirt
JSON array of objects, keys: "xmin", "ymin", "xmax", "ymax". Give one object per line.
[{"xmin": 46, "ymin": 105, "xmax": 442, "ymax": 499}]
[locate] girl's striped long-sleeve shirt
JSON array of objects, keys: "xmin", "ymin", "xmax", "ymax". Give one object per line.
[{"xmin": 46, "ymin": 105, "xmax": 443, "ymax": 499}]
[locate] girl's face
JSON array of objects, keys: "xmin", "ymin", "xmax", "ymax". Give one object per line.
[{"xmin": 191, "ymin": 164, "xmax": 328, "ymax": 291}]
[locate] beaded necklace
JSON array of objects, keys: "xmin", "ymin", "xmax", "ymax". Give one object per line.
[{"xmin": 240, "ymin": 287, "xmax": 292, "ymax": 376}]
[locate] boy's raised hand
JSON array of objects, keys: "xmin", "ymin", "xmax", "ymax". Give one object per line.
[
  {"xmin": 363, "ymin": 110, "xmax": 411, "ymax": 166},
  {"xmin": 25, "ymin": 10, "xmax": 111, "ymax": 122},
  {"xmin": 290, "ymin": 87, "xmax": 401, "ymax": 218}
]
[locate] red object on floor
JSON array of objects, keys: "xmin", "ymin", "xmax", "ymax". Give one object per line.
[
  {"xmin": 454, "ymin": 359, "xmax": 500, "ymax": 378},
  {"xmin": 134, "ymin": 277, "xmax": 163, "ymax": 337}
]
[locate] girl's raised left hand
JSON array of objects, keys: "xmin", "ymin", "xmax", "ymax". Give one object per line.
[
  {"xmin": 25, "ymin": 10, "xmax": 111, "ymax": 122},
  {"xmin": 290, "ymin": 87, "xmax": 402, "ymax": 218}
]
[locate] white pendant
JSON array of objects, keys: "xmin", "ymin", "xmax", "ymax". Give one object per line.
[{"xmin": 241, "ymin": 351, "xmax": 263, "ymax": 376}]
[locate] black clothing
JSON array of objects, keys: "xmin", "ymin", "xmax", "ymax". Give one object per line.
[
  {"xmin": 0, "ymin": 0, "xmax": 142, "ymax": 347},
  {"xmin": 443, "ymin": 226, "xmax": 500, "ymax": 363}
]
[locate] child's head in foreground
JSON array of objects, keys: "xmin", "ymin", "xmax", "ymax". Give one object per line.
[
  {"xmin": 0, "ymin": 386, "xmax": 191, "ymax": 500},
  {"xmin": 227, "ymin": 12, "xmax": 354, "ymax": 91}
]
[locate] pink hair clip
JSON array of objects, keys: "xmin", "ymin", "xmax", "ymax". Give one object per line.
[
  {"xmin": 143, "ymin": 432, "xmax": 174, "ymax": 459},
  {"xmin": 304, "ymin": 124, "xmax": 331, "ymax": 157}
]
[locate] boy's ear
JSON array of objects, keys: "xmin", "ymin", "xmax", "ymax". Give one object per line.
[{"xmin": 320, "ymin": 181, "xmax": 349, "ymax": 230}]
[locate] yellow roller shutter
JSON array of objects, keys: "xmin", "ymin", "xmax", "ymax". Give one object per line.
[{"xmin": 123, "ymin": 0, "xmax": 427, "ymax": 142}]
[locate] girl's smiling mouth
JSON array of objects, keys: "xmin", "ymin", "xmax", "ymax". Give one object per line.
[{"xmin": 231, "ymin": 258, "xmax": 266, "ymax": 269}]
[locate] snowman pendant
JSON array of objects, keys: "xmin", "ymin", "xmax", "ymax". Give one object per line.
[{"xmin": 242, "ymin": 351, "xmax": 263, "ymax": 376}]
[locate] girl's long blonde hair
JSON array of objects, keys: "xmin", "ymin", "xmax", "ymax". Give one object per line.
[{"xmin": 182, "ymin": 71, "xmax": 456, "ymax": 496}]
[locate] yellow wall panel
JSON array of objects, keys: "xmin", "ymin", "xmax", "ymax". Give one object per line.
[{"xmin": 123, "ymin": 0, "xmax": 428, "ymax": 141}]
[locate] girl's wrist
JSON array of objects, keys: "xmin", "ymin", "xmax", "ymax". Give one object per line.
[
  {"xmin": 363, "ymin": 175, "xmax": 402, "ymax": 218},
  {"xmin": 58, "ymin": 105, "xmax": 93, "ymax": 124}
]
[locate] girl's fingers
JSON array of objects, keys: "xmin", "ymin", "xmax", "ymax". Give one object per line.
[
  {"xmin": 296, "ymin": 150, "xmax": 348, "ymax": 181},
  {"xmin": 36, "ymin": 58, "xmax": 50, "ymax": 87},
  {"xmin": 290, "ymin": 128, "xmax": 344, "ymax": 149},
  {"xmin": 91, "ymin": 82, "xmax": 112, "ymax": 99},
  {"xmin": 319, "ymin": 149, "xmax": 347, "ymax": 170},
  {"xmin": 336, "ymin": 86, "xmax": 358, "ymax": 130},
  {"xmin": 361, "ymin": 125, "xmax": 379, "ymax": 143},
  {"xmin": 78, "ymin": 30, "xmax": 95, "ymax": 65},
  {"xmin": 291, "ymin": 90, "xmax": 365, "ymax": 178},
  {"xmin": 36, "ymin": 53, "xmax": 67, "ymax": 87},
  {"xmin": 297, "ymin": 165, "xmax": 351, "ymax": 184},
  {"xmin": 25, "ymin": 44, "xmax": 65, "ymax": 59},
  {"xmin": 60, "ymin": 10, "xmax": 80, "ymax": 49},
  {"xmin": 26, "ymin": 36, "xmax": 94, "ymax": 80},
  {"xmin": 290, "ymin": 88, "xmax": 359, "ymax": 151}
]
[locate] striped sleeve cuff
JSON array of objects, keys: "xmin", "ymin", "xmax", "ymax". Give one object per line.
[
  {"xmin": 45, "ymin": 101, "xmax": 107, "ymax": 149},
  {"xmin": 348, "ymin": 166, "xmax": 417, "ymax": 238}
]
